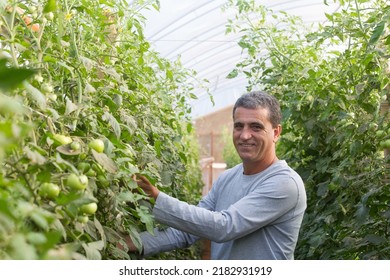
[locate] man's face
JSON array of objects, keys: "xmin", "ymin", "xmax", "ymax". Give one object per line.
[{"xmin": 233, "ymin": 107, "xmax": 281, "ymax": 164}]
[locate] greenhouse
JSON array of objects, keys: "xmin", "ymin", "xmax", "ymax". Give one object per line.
[{"xmin": 0, "ymin": 0, "xmax": 389, "ymax": 264}]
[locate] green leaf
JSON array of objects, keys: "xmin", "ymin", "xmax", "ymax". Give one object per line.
[
  {"xmin": 363, "ymin": 234, "xmax": 387, "ymax": 245},
  {"xmin": 117, "ymin": 191, "xmax": 143, "ymax": 204},
  {"xmin": 0, "ymin": 200, "xmax": 14, "ymax": 233},
  {"xmin": 160, "ymin": 169, "xmax": 172, "ymax": 186},
  {"xmin": 113, "ymin": 94, "xmax": 123, "ymax": 107},
  {"xmin": 316, "ymin": 181, "xmax": 329, "ymax": 197},
  {"xmin": 384, "ymin": 34, "xmax": 390, "ymax": 45},
  {"xmin": 82, "ymin": 241, "xmax": 103, "ymax": 260},
  {"xmin": 24, "ymin": 146, "xmax": 47, "ymax": 165},
  {"xmin": 186, "ymin": 122, "xmax": 193, "ymax": 133},
  {"xmin": 166, "ymin": 69, "xmax": 173, "ymax": 81},
  {"xmin": 65, "ymin": 99, "xmax": 78, "ymax": 115},
  {"xmin": 324, "ymin": 13, "xmax": 333, "ymax": 21},
  {"xmin": 137, "ymin": 205, "xmax": 154, "ymax": 234},
  {"xmin": 94, "ymin": 217, "xmax": 106, "ymax": 242},
  {"xmin": 23, "ymin": 81, "xmax": 47, "ymax": 110},
  {"xmin": 154, "ymin": 139, "xmax": 161, "ymax": 156},
  {"xmin": 30, "ymin": 212, "xmax": 49, "ymax": 230},
  {"xmin": 41, "ymin": 231, "xmax": 62, "ymax": 253},
  {"xmin": 0, "ymin": 93, "xmax": 24, "ymax": 115},
  {"xmin": 102, "ymin": 111, "xmax": 121, "ymax": 139},
  {"xmin": 238, "ymin": 40, "xmax": 250, "ymax": 49},
  {"xmin": 127, "ymin": 224, "xmax": 143, "ymax": 253},
  {"xmin": 369, "ymin": 21, "xmax": 385, "ymax": 45},
  {"xmin": 91, "ymin": 149, "xmax": 118, "ymax": 173},
  {"xmin": 9, "ymin": 234, "xmax": 37, "ymax": 259},
  {"xmin": 355, "ymin": 203, "xmax": 369, "ymax": 224},
  {"xmin": 43, "ymin": 0, "xmax": 57, "ymax": 13},
  {"xmin": 0, "ymin": 60, "xmax": 36, "ymax": 90},
  {"xmin": 226, "ymin": 69, "xmax": 238, "ymax": 79},
  {"xmin": 26, "ymin": 232, "xmax": 47, "ymax": 245},
  {"xmin": 56, "ymin": 144, "xmax": 81, "ymax": 155}
]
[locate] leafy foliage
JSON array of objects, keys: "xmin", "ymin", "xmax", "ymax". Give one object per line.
[
  {"xmin": 0, "ymin": 0, "xmax": 202, "ymax": 259},
  {"xmin": 224, "ymin": 0, "xmax": 389, "ymax": 259},
  {"xmin": 221, "ymin": 127, "xmax": 241, "ymax": 169}
]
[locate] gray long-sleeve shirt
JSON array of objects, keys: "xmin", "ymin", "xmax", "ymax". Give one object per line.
[{"xmin": 140, "ymin": 160, "xmax": 306, "ymax": 259}]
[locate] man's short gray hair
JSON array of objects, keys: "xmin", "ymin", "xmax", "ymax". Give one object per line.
[{"xmin": 233, "ymin": 91, "xmax": 282, "ymax": 128}]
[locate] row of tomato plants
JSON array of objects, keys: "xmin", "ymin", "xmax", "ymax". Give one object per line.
[{"xmin": 0, "ymin": 0, "xmax": 203, "ymax": 259}]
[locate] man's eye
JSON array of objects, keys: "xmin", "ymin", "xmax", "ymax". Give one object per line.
[{"xmin": 252, "ymin": 125, "xmax": 263, "ymax": 131}]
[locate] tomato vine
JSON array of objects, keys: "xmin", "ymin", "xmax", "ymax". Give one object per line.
[{"xmin": 0, "ymin": 0, "xmax": 202, "ymax": 259}]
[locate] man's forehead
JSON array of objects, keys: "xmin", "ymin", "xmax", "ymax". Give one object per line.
[
  {"xmin": 233, "ymin": 107, "xmax": 269, "ymax": 121},
  {"xmin": 234, "ymin": 119, "xmax": 264, "ymax": 124}
]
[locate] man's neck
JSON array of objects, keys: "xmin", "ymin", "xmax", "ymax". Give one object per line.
[{"xmin": 242, "ymin": 156, "xmax": 278, "ymax": 175}]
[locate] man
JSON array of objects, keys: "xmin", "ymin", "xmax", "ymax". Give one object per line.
[{"xmin": 124, "ymin": 91, "xmax": 307, "ymax": 259}]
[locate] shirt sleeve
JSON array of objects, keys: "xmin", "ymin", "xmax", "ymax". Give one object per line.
[
  {"xmin": 139, "ymin": 189, "xmax": 218, "ymax": 256},
  {"xmin": 152, "ymin": 175, "xmax": 301, "ymax": 243},
  {"xmin": 140, "ymin": 227, "xmax": 200, "ymax": 257}
]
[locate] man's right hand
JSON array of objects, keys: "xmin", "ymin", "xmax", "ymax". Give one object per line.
[{"xmin": 134, "ymin": 174, "xmax": 160, "ymax": 200}]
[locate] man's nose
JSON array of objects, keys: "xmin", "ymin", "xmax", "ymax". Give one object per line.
[{"xmin": 240, "ymin": 126, "xmax": 252, "ymax": 140}]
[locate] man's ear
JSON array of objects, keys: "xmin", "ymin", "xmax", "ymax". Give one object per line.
[{"xmin": 273, "ymin": 125, "xmax": 282, "ymax": 142}]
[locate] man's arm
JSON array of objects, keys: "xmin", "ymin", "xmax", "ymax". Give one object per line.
[
  {"xmin": 140, "ymin": 227, "xmax": 201, "ymax": 257},
  {"xmin": 136, "ymin": 174, "xmax": 303, "ymax": 243},
  {"xmin": 122, "ymin": 174, "xmax": 215, "ymax": 256}
]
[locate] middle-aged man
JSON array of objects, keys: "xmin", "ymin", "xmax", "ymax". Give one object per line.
[{"xmin": 121, "ymin": 91, "xmax": 307, "ymax": 260}]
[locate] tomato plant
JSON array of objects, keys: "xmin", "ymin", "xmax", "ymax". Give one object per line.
[{"xmin": 0, "ymin": 0, "xmax": 202, "ymax": 260}]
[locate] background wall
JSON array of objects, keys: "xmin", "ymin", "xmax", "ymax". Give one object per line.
[{"xmin": 194, "ymin": 105, "xmax": 234, "ymax": 163}]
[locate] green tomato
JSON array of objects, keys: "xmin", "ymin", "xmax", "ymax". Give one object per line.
[
  {"xmin": 77, "ymin": 215, "xmax": 89, "ymax": 224},
  {"xmin": 368, "ymin": 123, "xmax": 378, "ymax": 132},
  {"xmin": 376, "ymin": 130, "xmax": 386, "ymax": 139},
  {"xmin": 53, "ymin": 134, "xmax": 72, "ymax": 145},
  {"xmin": 39, "ymin": 183, "xmax": 60, "ymax": 199},
  {"xmin": 77, "ymin": 162, "xmax": 90, "ymax": 173},
  {"xmin": 380, "ymin": 139, "xmax": 390, "ymax": 149},
  {"xmin": 70, "ymin": 141, "xmax": 81, "ymax": 151},
  {"xmin": 66, "ymin": 173, "xmax": 88, "ymax": 190},
  {"xmin": 85, "ymin": 169, "xmax": 96, "ymax": 177},
  {"xmin": 79, "ymin": 153, "xmax": 87, "ymax": 160},
  {"xmin": 80, "ymin": 202, "xmax": 98, "ymax": 215},
  {"xmin": 88, "ymin": 139, "xmax": 104, "ymax": 153}
]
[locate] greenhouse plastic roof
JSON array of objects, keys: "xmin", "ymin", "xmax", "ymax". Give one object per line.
[{"xmin": 140, "ymin": 0, "xmax": 340, "ymax": 118}]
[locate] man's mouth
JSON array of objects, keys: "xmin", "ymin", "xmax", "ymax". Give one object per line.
[{"xmin": 238, "ymin": 143, "xmax": 255, "ymax": 147}]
